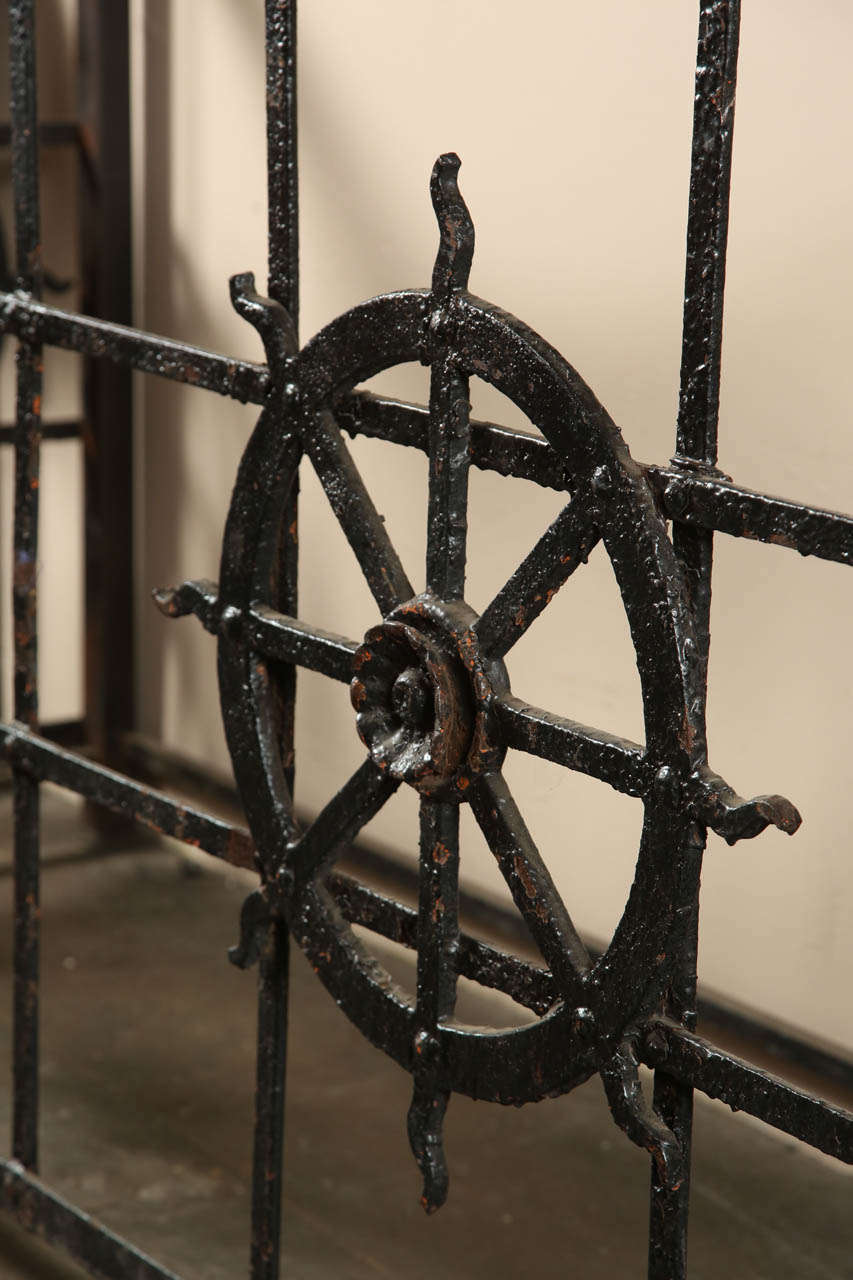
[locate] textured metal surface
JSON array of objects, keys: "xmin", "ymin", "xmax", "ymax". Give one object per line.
[
  {"xmin": 9, "ymin": 0, "xmax": 42, "ymax": 1183},
  {"xmin": 1, "ymin": 1, "xmax": 852, "ymax": 1278}
]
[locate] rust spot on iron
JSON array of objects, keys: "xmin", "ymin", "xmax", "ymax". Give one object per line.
[{"xmin": 350, "ymin": 679, "xmax": 366, "ymax": 709}]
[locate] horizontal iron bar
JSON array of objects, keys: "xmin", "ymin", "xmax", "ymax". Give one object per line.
[
  {"xmin": 0, "ymin": 718, "xmax": 552, "ymax": 1015},
  {"xmin": 0, "ymin": 720, "xmax": 550, "ymax": 1012},
  {"xmin": 3, "ymin": 300, "xmax": 851, "ymax": 566},
  {"xmin": 647, "ymin": 465, "xmax": 853, "ymax": 567},
  {"xmin": 0, "ymin": 722, "xmax": 256, "ymax": 870},
  {"xmin": 327, "ymin": 872, "xmax": 554, "ymax": 1016},
  {"xmin": 248, "ymin": 605, "xmax": 357, "ymax": 680},
  {"xmin": 155, "ymin": 580, "xmax": 358, "ymax": 681},
  {"xmin": 26, "ymin": 721, "xmax": 852, "ymax": 1118},
  {"xmin": 0, "ymin": 293, "xmax": 268, "ymax": 403},
  {"xmin": 336, "ymin": 390, "xmax": 572, "ymax": 490},
  {"xmin": 326, "ymin": 873, "xmax": 853, "ymax": 1151},
  {"xmin": 495, "ymin": 695, "xmax": 649, "ymax": 797},
  {"xmin": 103, "ymin": 731, "xmax": 853, "ymax": 1099},
  {"xmin": 339, "ymin": 392, "xmax": 853, "ymax": 567},
  {"xmin": 0, "ymin": 121, "xmax": 80, "ymax": 148},
  {"xmin": 0, "ymin": 725, "xmax": 551, "ymax": 1013},
  {"xmin": 0, "ymin": 418, "xmax": 81, "ymax": 444},
  {"xmin": 698, "ymin": 999, "xmax": 853, "ymax": 1098},
  {"xmin": 0, "ymin": 1160, "xmax": 182, "ymax": 1280},
  {"xmin": 641, "ymin": 1017, "xmax": 853, "ymax": 1163}
]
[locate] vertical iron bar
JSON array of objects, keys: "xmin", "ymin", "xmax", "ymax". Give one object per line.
[
  {"xmin": 675, "ymin": 0, "xmax": 740, "ymax": 472},
  {"xmin": 407, "ymin": 344, "xmax": 471, "ymax": 1209},
  {"xmin": 250, "ymin": 4, "xmax": 298, "ymax": 1277},
  {"xmin": 418, "ymin": 353, "xmax": 470, "ymax": 1024},
  {"xmin": 416, "ymin": 799, "xmax": 460, "ymax": 1026},
  {"xmin": 250, "ymin": 916, "xmax": 289, "ymax": 1280},
  {"xmin": 426, "ymin": 357, "xmax": 470, "ymax": 602},
  {"xmin": 78, "ymin": 0, "xmax": 134, "ymax": 764},
  {"xmin": 417, "ymin": 351, "xmax": 471, "ymax": 1014},
  {"xmin": 9, "ymin": 0, "xmax": 43, "ymax": 1173},
  {"xmin": 266, "ymin": 0, "xmax": 298, "ymax": 323},
  {"xmin": 264, "ymin": 0, "xmax": 299, "ymax": 795},
  {"xmin": 650, "ymin": 3, "xmax": 741, "ymax": 1276},
  {"xmin": 409, "ymin": 794, "xmax": 459, "ymax": 1211}
]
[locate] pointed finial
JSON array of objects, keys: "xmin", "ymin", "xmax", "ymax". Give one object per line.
[
  {"xmin": 430, "ymin": 153, "xmax": 475, "ymax": 301},
  {"xmin": 229, "ymin": 271, "xmax": 297, "ymax": 368},
  {"xmin": 228, "ymin": 889, "xmax": 271, "ymax": 969},
  {"xmin": 407, "ymin": 1076, "xmax": 450, "ymax": 1213}
]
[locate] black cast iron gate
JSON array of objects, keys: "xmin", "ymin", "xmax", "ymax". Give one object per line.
[{"xmin": 1, "ymin": 2, "xmax": 851, "ymax": 1277}]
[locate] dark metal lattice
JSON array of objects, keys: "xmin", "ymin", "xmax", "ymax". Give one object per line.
[{"xmin": 1, "ymin": 2, "xmax": 851, "ymax": 1278}]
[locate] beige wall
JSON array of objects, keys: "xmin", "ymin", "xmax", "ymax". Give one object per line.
[{"xmin": 127, "ymin": 0, "xmax": 853, "ymax": 1050}]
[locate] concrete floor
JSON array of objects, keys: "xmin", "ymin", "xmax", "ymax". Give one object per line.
[{"xmin": 0, "ymin": 797, "xmax": 850, "ymax": 1279}]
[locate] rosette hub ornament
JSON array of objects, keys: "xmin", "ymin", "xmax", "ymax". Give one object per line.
[{"xmin": 351, "ymin": 596, "xmax": 507, "ymax": 798}]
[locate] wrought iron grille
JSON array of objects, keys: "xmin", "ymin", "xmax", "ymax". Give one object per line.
[{"xmin": 1, "ymin": 1, "xmax": 851, "ymax": 1277}]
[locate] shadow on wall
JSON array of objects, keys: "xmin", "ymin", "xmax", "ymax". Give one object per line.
[{"xmin": 138, "ymin": 0, "xmax": 258, "ymax": 753}]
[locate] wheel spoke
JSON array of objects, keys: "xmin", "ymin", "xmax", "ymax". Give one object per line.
[
  {"xmin": 474, "ymin": 495, "xmax": 600, "ymax": 660},
  {"xmin": 288, "ymin": 759, "xmax": 399, "ymax": 890},
  {"xmin": 468, "ymin": 773, "xmax": 590, "ymax": 1002},
  {"xmin": 495, "ymin": 694, "xmax": 650, "ymax": 798},
  {"xmin": 305, "ymin": 408, "xmax": 414, "ymax": 616},
  {"xmin": 248, "ymin": 605, "xmax": 358, "ymax": 682},
  {"xmin": 426, "ymin": 355, "xmax": 471, "ymax": 600}
]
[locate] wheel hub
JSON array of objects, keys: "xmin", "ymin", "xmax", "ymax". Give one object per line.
[{"xmin": 351, "ymin": 594, "xmax": 508, "ymax": 798}]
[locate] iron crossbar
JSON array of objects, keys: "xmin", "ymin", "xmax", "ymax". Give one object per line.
[{"xmin": 1, "ymin": 1, "xmax": 852, "ymax": 1278}]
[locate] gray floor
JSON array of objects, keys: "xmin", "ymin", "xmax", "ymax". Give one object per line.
[{"xmin": 0, "ymin": 801, "xmax": 850, "ymax": 1279}]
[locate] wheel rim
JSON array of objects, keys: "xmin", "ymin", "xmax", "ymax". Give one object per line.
[{"xmin": 217, "ymin": 286, "xmax": 699, "ymax": 1104}]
